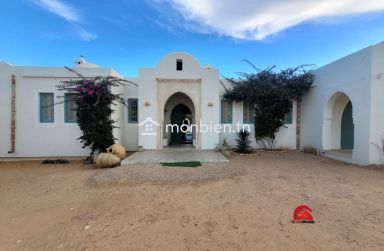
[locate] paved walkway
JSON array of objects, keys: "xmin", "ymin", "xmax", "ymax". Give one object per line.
[
  {"xmin": 324, "ymin": 149, "xmax": 353, "ymax": 158},
  {"xmin": 121, "ymin": 148, "xmax": 229, "ymax": 165},
  {"xmin": 323, "ymin": 149, "xmax": 353, "ymax": 164}
]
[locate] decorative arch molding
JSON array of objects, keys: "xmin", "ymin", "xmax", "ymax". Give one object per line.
[
  {"xmin": 162, "ymin": 89, "xmax": 198, "ymax": 112},
  {"xmin": 163, "ymin": 92, "xmax": 196, "ymax": 129},
  {"xmin": 165, "ymin": 95, "xmax": 195, "ymax": 122},
  {"xmin": 156, "ymin": 84, "xmax": 202, "ymax": 149},
  {"xmin": 156, "ymin": 78, "xmax": 202, "ymax": 84}
]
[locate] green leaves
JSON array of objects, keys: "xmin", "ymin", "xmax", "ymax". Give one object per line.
[
  {"xmin": 224, "ymin": 65, "xmax": 314, "ymax": 149},
  {"xmin": 235, "ymin": 129, "xmax": 251, "ymax": 154},
  {"xmin": 160, "ymin": 161, "xmax": 202, "ymax": 167}
]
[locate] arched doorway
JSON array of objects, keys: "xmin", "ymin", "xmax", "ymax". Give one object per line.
[
  {"xmin": 170, "ymin": 104, "xmax": 192, "ymax": 145},
  {"xmin": 163, "ymin": 92, "xmax": 195, "ymax": 148},
  {"xmin": 323, "ymin": 92, "xmax": 354, "ymax": 153}
]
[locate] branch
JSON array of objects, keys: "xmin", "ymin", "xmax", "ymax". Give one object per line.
[
  {"xmin": 65, "ymin": 66, "xmax": 86, "ymax": 79},
  {"xmin": 219, "ymin": 80, "xmax": 229, "ymax": 92}
]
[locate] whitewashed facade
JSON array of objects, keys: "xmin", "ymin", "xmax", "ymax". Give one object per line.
[
  {"xmin": 1, "ymin": 42, "xmax": 384, "ymax": 165},
  {"xmin": 301, "ymin": 42, "xmax": 384, "ymax": 165}
]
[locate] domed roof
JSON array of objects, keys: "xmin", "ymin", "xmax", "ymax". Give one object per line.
[{"xmin": 156, "ymin": 52, "xmax": 201, "ymax": 71}]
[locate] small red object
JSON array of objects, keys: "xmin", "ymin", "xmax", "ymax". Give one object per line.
[{"xmin": 292, "ymin": 204, "xmax": 315, "ymax": 223}]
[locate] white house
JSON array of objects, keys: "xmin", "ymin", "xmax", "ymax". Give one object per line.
[{"xmin": 1, "ymin": 42, "xmax": 384, "ymax": 165}]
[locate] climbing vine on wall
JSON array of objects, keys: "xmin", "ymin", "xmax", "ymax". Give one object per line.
[
  {"xmin": 223, "ymin": 63, "xmax": 314, "ymax": 150},
  {"xmin": 56, "ymin": 68, "xmax": 135, "ymax": 158}
]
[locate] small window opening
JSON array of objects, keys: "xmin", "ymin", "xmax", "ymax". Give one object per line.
[{"xmin": 176, "ymin": 59, "xmax": 183, "ymax": 71}]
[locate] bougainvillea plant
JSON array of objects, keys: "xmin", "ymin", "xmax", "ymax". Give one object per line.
[
  {"xmin": 56, "ymin": 68, "xmax": 135, "ymax": 158},
  {"xmin": 223, "ymin": 63, "xmax": 314, "ymax": 150}
]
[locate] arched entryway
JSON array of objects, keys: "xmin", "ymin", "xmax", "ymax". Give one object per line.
[
  {"xmin": 323, "ymin": 92, "xmax": 354, "ymax": 154},
  {"xmin": 170, "ymin": 104, "xmax": 192, "ymax": 145},
  {"xmin": 163, "ymin": 92, "xmax": 195, "ymax": 148}
]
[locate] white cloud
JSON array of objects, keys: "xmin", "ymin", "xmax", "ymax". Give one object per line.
[
  {"xmin": 166, "ymin": 0, "xmax": 384, "ymax": 40},
  {"xmin": 74, "ymin": 25, "xmax": 98, "ymax": 41},
  {"xmin": 32, "ymin": 0, "xmax": 97, "ymax": 41},
  {"xmin": 33, "ymin": 0, "xmax": 78, "ymax": 22}
]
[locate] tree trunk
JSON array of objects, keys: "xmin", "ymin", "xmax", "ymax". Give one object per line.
[{"xmin": 296, "ymin": 100, "xmax": 301, "ymax": 150}]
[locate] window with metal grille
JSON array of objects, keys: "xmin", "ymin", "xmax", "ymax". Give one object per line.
[
  {"xmin": 176, "ymin": 59, "xmax": 183, "ymax": 71},
  {"xmin": 39, "ymin": 93, "xmax": 54, "ymax": 123},
  {"xmin": 64, "ymin": 93, "xmax": 79, "ymax": 123},
  {"xmin": 243, "ymin": 102, "xmax": 254, "ymax": 124},
  {"xmin": 128, "ymin": 98, "xmax": 138, "ymax": 123},
  {"xmin": 221, "ymin": 99, "xmax": 232, "ymax": 124}
]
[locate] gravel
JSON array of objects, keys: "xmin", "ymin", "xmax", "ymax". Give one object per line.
[{"xmin": 88, "ymin": 163, "xmax": 245, "ymax": 187}]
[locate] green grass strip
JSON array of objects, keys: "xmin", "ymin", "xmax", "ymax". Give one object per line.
[{"xmin": 160, "ymin": 161, "xmax": 202, "ymax": 167}]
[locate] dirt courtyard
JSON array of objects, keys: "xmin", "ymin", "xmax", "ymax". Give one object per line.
[{"xmin": 0, "ymin": 151, "xmax": 383, "ymax": 250}]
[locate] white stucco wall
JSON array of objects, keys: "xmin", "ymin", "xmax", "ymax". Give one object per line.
[
  {"xmin": 137, "ymin": 67, "xmax": 159, "ymax": 149},
  {"xmin": 110, "ymin": 69, "xmax": 125, "ymax": 146},
  {"xmin": 301, "ymin": 42, "xmax": 384, "ymax": 165},
  {"xmin": 121, "ymin": 77, "xmax": 139, "ymax": 151},
  {"xmin": 200, "ymin": 67, "xmax": 221, "ymax": 149},
  {"xmin": 369, "ymin": 42, "xmax": 384, "ymax": 164}
]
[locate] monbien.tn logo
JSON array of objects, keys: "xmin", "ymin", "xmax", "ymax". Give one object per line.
[{"xmin": 138, "ymin": 117, "xmax": 251, "ymax": 136}]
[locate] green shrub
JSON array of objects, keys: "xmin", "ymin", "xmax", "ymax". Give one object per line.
[
  {"xmin": 160, "ymin": 161, "xmax": 202, "ymax": 167},
  {"xmin": 235, "ymin": 129, "xmax": 251, "ymax": 153}
]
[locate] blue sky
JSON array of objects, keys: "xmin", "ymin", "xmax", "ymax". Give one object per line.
[{"xmin": 1, "ymin": 0, "xmax": 384, "ymax": 77}]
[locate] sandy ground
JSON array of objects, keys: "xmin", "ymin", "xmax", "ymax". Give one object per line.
[{"xmin": 0, "ymin": 151, "xmax": 383, "ymax": 251}]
